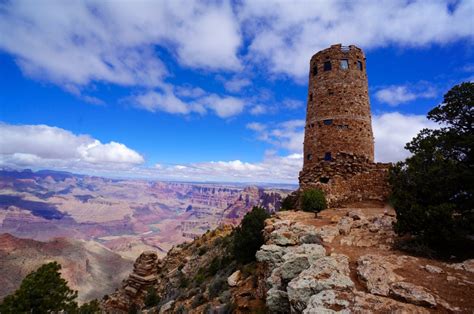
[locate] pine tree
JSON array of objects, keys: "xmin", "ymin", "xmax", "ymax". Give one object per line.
[{"xmin": 0, "ymin": 261, "xmax": 78, "ymax": 313}]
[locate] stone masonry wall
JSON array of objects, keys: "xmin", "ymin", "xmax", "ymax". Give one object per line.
[
  {"xmin": 299, "ymin": 152, "xmax": 390, "ymax": 206},
  {"xmin": 299, "ymin": 45, "xmax": 389, "ymax": 206},
  {"xmin": 303, "ymin": 44, "xmax": 374, "ymax": 168}
]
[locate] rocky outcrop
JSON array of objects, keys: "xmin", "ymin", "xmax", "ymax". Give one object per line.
[
  {"xmin": 357, "ymin": 254, "xmax": 402, "ymax": 296},
  {"xmin": 227, "ymin": 270, "xmax": 241, "ymax": 287},
  {"xmin": 389, "ymin": 282, "xmax": 436, "ymax": 307},
  {"xmin": 257, "ymin": 208, "xmax": 474, "ymax": 313},
  {"xmin": 103, "ymin": 251, "xmax": 158, "ymax": 311}
]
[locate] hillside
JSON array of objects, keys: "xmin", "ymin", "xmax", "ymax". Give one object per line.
[
  {"xmin": 102, "ymin": 203, "xmax": 474, "ymax": 313},
  {"xmin": 0, "ymin": 233, "xmax": 132, "ymax": 304}
]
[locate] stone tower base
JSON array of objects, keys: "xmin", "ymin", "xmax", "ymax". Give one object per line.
[{"xmin": 299, "ymin": 152, "xmax": 390, "ymax": 207}]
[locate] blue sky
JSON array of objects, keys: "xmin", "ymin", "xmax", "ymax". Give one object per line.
[{"xmin": 0, "ymin": 0, "xmax": 473, "ymax": 183}]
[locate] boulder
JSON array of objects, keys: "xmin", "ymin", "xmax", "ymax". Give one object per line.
[
  {"xmin": 295, "ymin": 243, "xmax": 326, "ymax": 259},
  {"xmin": 303, "ymin": 290, "xmax": 351, "ymax": 314},
  {"xmin": 227, "ymin": 270, "xmax": 241, "ymax": 287},
  {"xmin": 337, "ymin": 216, "xmax": 353, "ymax": 235},
  {"xmin": 272, "ymin": 231, "xmax": 298, "ymax": 246},
  {"xmin": 314, "ymin": 225, "xmax": 339, "ymax": 243},
  {"xmin": 357, "ymin": 254, "xmax": 402, "ymax": 296},
  {"xmin": 159, "ymin": 300, "xmax": 175, "ymax": 313},
  {"xmin": 287, "ymin": 255, "xmax": 353, "ymax": 312},
  {"xmin": 256, "ymin": 244, "xmax": 287, "ymax": 265},
  {"xmin": 389, "ymin": 282, "xmax": 436, "ymax": 307},
  {"xmin": 423, "ymin": 264, "xmax": 443, "ymax": 274},
  {"xmin": 279, "ymin": 253, "xmax": 310, "ymax": 282},
  {"xmin": 447, "ymin": 259, "xmax": 474, "ymax": 273},
  {"xmin": 299, "ymin": 233, "xmax": 323, "ymax": 244},
  {"xmin": 266, "ymin": 287, "xmax": 291, "ymax": 313},
  {"xmin": 352, "ymin": 291, "xmax": 430, "ymax": 313},
  {"xmin": 347, "ymin": 210, "xmax": 365, "ymax": 220}
]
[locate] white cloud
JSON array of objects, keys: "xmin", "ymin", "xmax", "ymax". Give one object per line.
[
  {"xmin": 132, "ymin": 87, "xmax": 245, "ymax": 118},
  {"xmin": 0, "ymin": 0, "xmax": 241, "ymax": 88},
  {"xmin": 250, "ymin": 105, "xmax": 267, "ymax": 115},
  {"xmin": 239, "ymin": 0, "xmax": 474, "ymax": 80},
  {"xmin": 247, "ymin": 119, "xmax": 305, "ymax": 152},
  {"xmin": 0, "ymin": 123, "xmax": 144, "ymax": 170},
  {"xmin": 372, "ymin": 112, "xmax": 439, "ymax": 162},
  {"xmin": 375, "ymin": 84, "xmax": 437, "ymax": 106},
  {"xmin": 1, "ymin": 0, "xmax": 472, "ymax": 90},
  {"xmin": 142, "ymin": 152, "xmax": 303, "ymax": 183},
  {"xmin": 224, "ymin": 77, "xmax": 252, "ymax": 93},
  {"xmin": 247, "ymin": 112, "xmax": 439, "ymax": 165}
]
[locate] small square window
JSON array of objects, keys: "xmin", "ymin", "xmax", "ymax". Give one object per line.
[
  {"xmin": 323, "ymin": 119, "xmax": 333, "ymax": 125},
  {"xmin": 323, "ymin": 61, "xmax": 332, "ymax": 71},
  {"xmin": 307, "ymin": 154, "xmax": 313, "ymax": 161},
  {"xmin": 340, "ymin": 59, "xmax": 349, "ymax": 70},
  {"xmin": 312, "ymin": 64, "xmax": 318, "ymax": 76},
  {"xmin": 357, "ymin": 60, "xmax": 363, "ymax": 71},
  {"xmin": 324, "ymin": 152, "xmax": 332, "ymax": 161}
]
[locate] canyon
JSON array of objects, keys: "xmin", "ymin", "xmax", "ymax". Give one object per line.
[{"xmin": 0, "ymin": 168, "xmax": 290, "ymax": 303}]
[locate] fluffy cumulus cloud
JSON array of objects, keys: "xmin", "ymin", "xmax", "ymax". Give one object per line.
[
  {"xmin": 0, "ymin": 0, "xmax": 241, "ymax": 87},
  {"xmin": 140, "ymin": 152, "xmax": 303, "ymax": 183},
  {"xmin": 1, "ymin": 0, "xmax": 472, "ymax": 92},
  {"xmin": 239, "ymin": 0, "xmax": 474, "ymax": 80},
  {"xmin": 375, "ymin": 84, "xmax": 437, "ymax": 106},
  {"xmin": 0, "ymin": 123, "xmax": 144, "ymax": 171},
  {"xmin": 132, "ymin": 87, "xmax": 246, "ymax": 118},
  {"xmin": 372, "ymin": 112, "xmax": 439, "ymax": 162}
]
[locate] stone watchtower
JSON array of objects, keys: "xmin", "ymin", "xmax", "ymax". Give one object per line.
[{"xmin": 299, "ymin": 44, "xmax": 389, "ymax": 206}]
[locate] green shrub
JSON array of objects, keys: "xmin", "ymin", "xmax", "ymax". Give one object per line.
[
  {"xmin": 193, "ymin": 271, "xmax": 206, "ymax": 286},
  {"xmin": 301, "ymin": 189, "xmax": 327, "ymax": 213},
  {"xmin": 78, "ymin": 299, "xmax": 100, "ymax": 313},
  {"xmin": 144, "ymin": 287, "xmax": 160, "ymax": 308},
  {"xmin": 128, "ymin": 303, "xmax": 139, "ymax": 314},
  {"xmin": 280, "ymin": 193, "xmax": 297, "ymax": 210},
  {"xmin": 389, "ymin": 82, "xmax": 474, "ymax": 255},
  {"xmin": 207, "ymin": 257, "xmax": 221, "ymax": 276},
  {"xmin": 233, "ymin": 206, "xmax": 270, "ymax": 264},
  {"xmin": 191, "ymin": 294, "xmax": 206, "ymax": 307},
  {"xmin": 198, "ymin": 246, "xmax": 207, "ymax": 256},
  {"xmin": 0, "ymin": 261, "xmax": 78, "ymax": 313},
  {"xmin": 208, "ymin": 277, "xmax": 227, "ymax": 299}
]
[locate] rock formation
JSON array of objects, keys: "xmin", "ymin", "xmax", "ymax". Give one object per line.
[{"xmin": 256, "ymin": 206, "xmax": 474, "ymax": 313}]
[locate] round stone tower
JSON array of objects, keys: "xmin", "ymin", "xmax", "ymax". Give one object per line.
[{"xmin": 302, "ymin": 44, "xmax": 374, "ymax": 171}]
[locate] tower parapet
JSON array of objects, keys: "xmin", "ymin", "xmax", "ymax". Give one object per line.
[{"xmin": 299, "ymin": 44, "xmax": 389, "ymax": 206}]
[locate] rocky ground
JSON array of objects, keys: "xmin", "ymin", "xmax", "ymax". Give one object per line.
[
  {"xmin": 257, "ymin": 204, "xmax": 474, "ymax": 313},
  {"xmin": 101, "ymin": 203, "xmax": 474, "ymax": 313}
]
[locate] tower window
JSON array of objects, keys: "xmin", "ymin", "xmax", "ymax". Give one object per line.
[
  {"xmin": 307, "ymin": 154, "xmax": 313, "ymax": 161},
  {"xmin": 312, "ymin": 64, "xmax": 318, "ymax": 76},
  {"xmin": 309, "ymin": 93, "xmax": 313, "ymax": 101},
  {"xmin": 323, "ymin": 61, "xmax": 332, "ymax": 71},
  {"xmin": 340, "ymin": 59, "xmax": 349, "ymax": 70},
  {"xmin": 323, "ymin": 119, "xmax": 333, "ymax": 125},
  {"xmin": 324, "ymin": 152, "xmax": 332, "ymax": 161},
  {"xmin": 357, "ymin": 60, "xmax": 363, "ymax": 71},
  {"xmin": 319, "ymin": 177, "xmax": 330, "ymax": 184}
]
